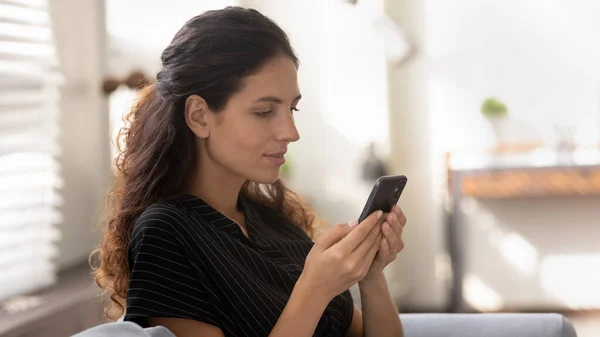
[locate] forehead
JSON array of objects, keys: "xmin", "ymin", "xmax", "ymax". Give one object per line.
[{"xmin": 235, "ymin": 57, "xmax": 300, "ymax": 100}]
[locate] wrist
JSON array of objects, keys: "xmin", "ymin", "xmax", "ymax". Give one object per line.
[
  {"xmin": 296, "ymin": 273, "xmax": 332, "ymax": 309},
  {"xmin": 358, "ymin": 271, "xmax": 386, "ymax": 288},
  {"xmin": 271, "ymin": 274, "xmax": 331, "ymax": 337}
]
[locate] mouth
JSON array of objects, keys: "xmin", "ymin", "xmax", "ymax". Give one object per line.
[
  {"xmin": 264, "ymin": 151, "xmax": 287, "ymax": 158},
  {"xmin": 263, "ymin": 151, "xmax": 287, "ymax": 166}
]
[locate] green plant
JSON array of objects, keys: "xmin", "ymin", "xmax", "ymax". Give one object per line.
[{"xmin": 481, "ymin": 97, "xmax": 508, "ymax": 118}]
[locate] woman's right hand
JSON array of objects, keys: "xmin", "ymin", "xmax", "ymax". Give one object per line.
[{"xmin": 299, "ymin": 210, "xmax": 386, "ymax": 301}]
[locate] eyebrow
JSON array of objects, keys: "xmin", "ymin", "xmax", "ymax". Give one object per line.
[{"xmin": 255, "ymin": 94, "xmax": 302, "ymax": 104}]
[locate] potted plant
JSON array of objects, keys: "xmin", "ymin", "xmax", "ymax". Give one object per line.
[{"xmin": 481, "ymin": 97, "xmax": 508, "ymax": 146}]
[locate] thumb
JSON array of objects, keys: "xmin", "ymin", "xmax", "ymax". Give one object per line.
[{"xmin": 315, "ymin": 221, "xmax": 356, "ymax": 250}]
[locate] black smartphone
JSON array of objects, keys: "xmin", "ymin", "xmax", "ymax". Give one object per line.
[{"xmin": 358, "ymin": 175, "xmax": 407, "ymax": 223}]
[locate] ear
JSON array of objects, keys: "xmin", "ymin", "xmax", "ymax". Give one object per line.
[{"xmin": 184, "ymin": 95, "xmax": 211, "ymax": 139}]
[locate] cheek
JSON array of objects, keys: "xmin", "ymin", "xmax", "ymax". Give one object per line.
[
  {"xmin": 208, "ymin": 119, "xmax": 280, "ymax": 183},
  {"xmin": 209, "ymin": 122, "xmax": 267, "ymax": 169}
]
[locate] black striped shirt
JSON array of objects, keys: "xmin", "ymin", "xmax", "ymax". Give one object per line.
[{"xmin": 124, "ymin": 194, "xmax": 354, "ymax": 337}]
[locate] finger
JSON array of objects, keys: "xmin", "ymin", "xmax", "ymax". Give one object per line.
[
  {"xmin": 360, "ymin": 232, "xmax": 383, "ymax": 270},
  {"xmin": 338, "ymin": 210, "xmax": 384, "ymax": 252},
  {"xmin": 352, "ymin": 217, "xmax": 383, "ymax": 258},
  {"xmin": 387, "ymin": 212, "xmax": 402, "ymax": 237},
  {"xmin": 379, "ymin": 237, "xmax": 390, "ymax": 257},
  {"xmin": 393, "ymin": 205, "xmax": 407, "ymax": 227},
  {"xmin": 382, "ymin": 222, "xmax": 399, "ymax": 253},
  {"xmin": 386, "ymin": 211, "xmax": 395, "ymax": 223},
  {"xmin": 315, "ymin": 223, "xmax": 353, "ymax": 250},
  {"xmin": 386, "ymin": 212, "xmax": 400, "ymax": 235},
  {"xmin": 398, "ymin": 238, "xmax": 405, "ymax": 252},
  {"xmin": 366, "ymin": 232, "xmax": 382, "ymax": 262},
  {"xmin": 368, "ymin": 237, "xmax": 389, "ymax": 270}
]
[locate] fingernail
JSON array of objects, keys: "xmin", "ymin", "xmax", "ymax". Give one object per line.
[
  {"xmin": 348, "ymin": 219, "xmax": 358, "ymax": 227},
  {"xmin": 377, "ymin": 210, "xmax": 383, "ymax": 218},
  {"xmin": 392, "ymin": 213, "xmax": 397, "ymax": 220}
]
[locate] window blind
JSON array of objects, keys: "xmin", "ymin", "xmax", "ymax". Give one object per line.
[{"xmin": 0, "ymin": 0, "xmax": 64, "ymax": 302}]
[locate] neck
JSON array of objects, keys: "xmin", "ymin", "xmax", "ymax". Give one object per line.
[{"xmin": 187, "ymin": 156, "xmax": 246, "ymax": 220}]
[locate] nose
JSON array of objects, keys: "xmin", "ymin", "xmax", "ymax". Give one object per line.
[{"xmin": 278, "ymin": 112, "xmax": 300, "ymax": 143}]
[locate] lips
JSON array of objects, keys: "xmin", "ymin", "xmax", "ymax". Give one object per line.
[
  {"xmin": 264, "ymin": 151, "xmax": 287, "ymax": 157},
  {"xmin": 263, "ymin": 150, "xmax": 287, "ymax": 166}
]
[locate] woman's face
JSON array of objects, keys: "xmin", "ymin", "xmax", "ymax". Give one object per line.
[{"xmin": 191, "ymin": 56, "xmax": 301, "ymax": 184}]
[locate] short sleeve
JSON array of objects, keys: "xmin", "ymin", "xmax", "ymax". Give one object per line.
[{"xmin": 123, "ymin": 205, "xmax": 221, "ymax": 328}]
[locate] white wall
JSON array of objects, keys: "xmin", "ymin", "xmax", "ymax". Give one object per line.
[
  {"xmin": 49, "ymin": 0, "xmax": 110, "ymax": 270},
  {"xmin": 426, "ymin": 0, "xmax": 600, "ymax": 310},
  {"xmin": 427, "ymin": 0, "xmax": 600, "ymax": 152},
  {"xmin": 384, "ymin": 0, "xmax": 449, "ymax": 311},
  {"xmin": 105, "ymin": 0, "xmax": 239, "ymax": 78},
  {"xmin": 463, "ymin": 196, "xmax": 600, "ymax": 310}
]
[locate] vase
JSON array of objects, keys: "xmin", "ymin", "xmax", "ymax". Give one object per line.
[{"xmin": 487, "ymin": 116, "xmax": 507, "ymax": 149}]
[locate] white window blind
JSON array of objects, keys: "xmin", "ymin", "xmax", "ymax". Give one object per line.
[{"xmin": 0, "ymin": 0, "xmax": 64, "ymax": 302}]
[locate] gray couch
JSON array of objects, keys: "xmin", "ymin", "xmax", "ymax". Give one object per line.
[
  {"xmin": 402, "ymin": 314, "xmax": 577, "ymax": 337},
  {"xmin": 73, "ymin": 313, "xmax": 577, "ymax": 337}
]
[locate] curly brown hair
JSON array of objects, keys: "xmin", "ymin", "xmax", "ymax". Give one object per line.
[{"xmin": 90, "ymin": 7, "xmax": 327, "ymax": 321}]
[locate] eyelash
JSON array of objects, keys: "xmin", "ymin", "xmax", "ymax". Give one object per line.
[
  {"xmin": 256, "ymin": 107, "xmax": 299, "ymax": 118},
  {"xmin": 256, "ymin": 111, "xmax": 273, "ymax": 118}
]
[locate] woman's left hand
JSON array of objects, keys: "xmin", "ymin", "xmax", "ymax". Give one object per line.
[{"xmin": 361, "ymin": 205, "xmax": 407, "ymax": 282}]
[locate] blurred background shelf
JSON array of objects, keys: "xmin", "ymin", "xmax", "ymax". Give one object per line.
[
  {"xmin": 460, "ymin": 166, "xmax": 600, "ymax": 198},
  {"xmin": 448, "ymin": 147, "xmax": 600, "ymax": 198}
]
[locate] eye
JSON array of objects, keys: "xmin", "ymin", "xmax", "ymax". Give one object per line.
[
  {"xmin": 256, "ymin": 110, "xmax": 274, "ymax": 118},
  {"xmin": 291, "ymin": 107, "xmax": 300, "ymax": 114}
]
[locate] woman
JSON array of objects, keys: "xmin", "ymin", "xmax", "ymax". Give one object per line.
[{"xmin": 92, "ymin": 6, "xmax": 406, "ymax": 337}]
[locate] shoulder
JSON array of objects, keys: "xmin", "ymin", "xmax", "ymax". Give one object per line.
[{"xmin": 131, "ymin": 198, "xmax": 194, "ymax": 245}]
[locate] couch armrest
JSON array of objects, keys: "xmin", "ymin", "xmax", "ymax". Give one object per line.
[
  {"xmin": 399, "ymin": 313, "xmax": 577, "ymax": 337},
  {"xmin": 71, "ymin": 322, "xmax": 175, "ymax": 337}
]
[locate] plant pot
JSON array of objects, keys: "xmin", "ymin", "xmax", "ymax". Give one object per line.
[{"xmin": 486, "ymin": 116, "xmax": 507, "ymax": 148}]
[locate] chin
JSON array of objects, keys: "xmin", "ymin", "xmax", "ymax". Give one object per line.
[
  {"xmin": 263, "ymin": 173, "xmax": 281, "ymax": 185},
  {"xmin": 248, "ymin": 170, "xmax": 280, "ymax": 185}
]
